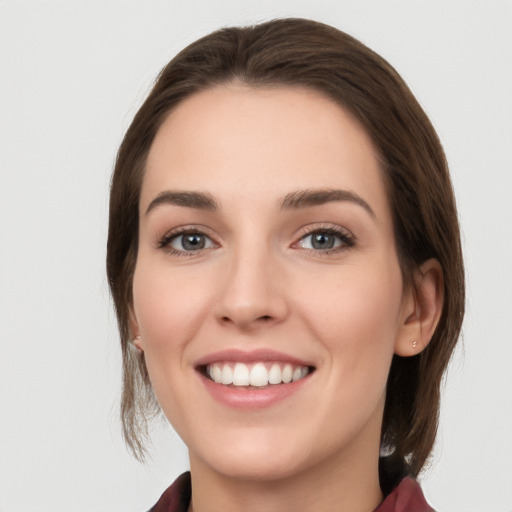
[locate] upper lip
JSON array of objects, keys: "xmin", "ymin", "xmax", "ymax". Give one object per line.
[{"xmin": 194, "ymin": 348, "xmax": 314, "ymax": 368}]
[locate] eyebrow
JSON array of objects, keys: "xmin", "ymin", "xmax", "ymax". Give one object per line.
[
  {"xmin": 145, "ymin": 191, "xmax": 218, "ymax": 214},
  {"xmin": 280, "ymin": 189, "xmax": 376, "ymax": 218},
  {"xmin": 145, "ymin": 188, "xmax": 375, "ymax": 219}
]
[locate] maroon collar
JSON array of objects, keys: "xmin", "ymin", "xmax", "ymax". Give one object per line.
[
  {"xmin": 149, "ymin": 473, "xmax": 434, "ymax": 512},
  {"xmin": 149, "ymin": 473, "xmax": 191, "ymax": 512},
  {"xmin": 375, "ymin": 477, "xmax": 434, "ymax": 512}
]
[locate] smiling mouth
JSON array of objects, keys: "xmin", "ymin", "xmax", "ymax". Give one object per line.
[{"xmin": 201, "ymin": 362, "xmax": 314, "ymax": 388}]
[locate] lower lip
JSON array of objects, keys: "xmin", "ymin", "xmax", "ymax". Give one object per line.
[{"xmin": 199, "ymin": 373, "xmax": 310, "ymax": 410}]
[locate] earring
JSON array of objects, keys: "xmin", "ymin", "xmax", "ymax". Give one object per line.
[{"xmin": 412, "ymin": 341, "xmax": 418, "ymax": 349}]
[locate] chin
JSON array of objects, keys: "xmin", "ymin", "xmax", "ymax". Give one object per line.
[
  {"xmin": 189, "ymin": 432, "xmax": 311, "ymax": 482},
  {"xmin": 208, "ymin": 453, "xmax": 304, "ymax": 482}
]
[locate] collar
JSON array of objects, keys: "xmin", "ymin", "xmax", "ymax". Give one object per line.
[
  {"xmin": 375, "ymin": 477, "xmax": 434, "ymax": 512},
  {"xmin": 149, "ymin": 472, "xmax": 434, "ymax": 512}
]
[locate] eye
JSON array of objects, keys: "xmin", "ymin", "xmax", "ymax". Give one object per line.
[
  {"xmin": 296, "ymin": 228, "xmax": 355, "ymax": 252},
  {"xmin": 159, "ymin": 230, "xmax": 216, "ymax": 254}
]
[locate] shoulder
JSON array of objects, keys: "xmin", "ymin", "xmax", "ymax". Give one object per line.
[{"xmin": 147, "ymin": 472, "xmax": 191, "ymax": 512}]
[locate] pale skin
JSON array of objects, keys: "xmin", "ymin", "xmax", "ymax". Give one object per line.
[{"xmin": 131, "ymin": 84, "xmax": 443, "ymax": 512}]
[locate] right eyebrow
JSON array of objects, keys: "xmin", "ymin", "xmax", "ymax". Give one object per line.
[{"xmin": 145, "ymin": 191, "xmax": 219, "ymax": 215}]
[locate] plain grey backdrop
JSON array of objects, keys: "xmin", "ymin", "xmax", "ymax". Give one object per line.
[{"xmin": 1, "ymin": 0, "xmax": 511, "ymax": 510}]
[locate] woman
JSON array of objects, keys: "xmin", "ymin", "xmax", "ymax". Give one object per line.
[{"xmin": 107, "ymin": 18, "xmax": 464, "ymax": 511}]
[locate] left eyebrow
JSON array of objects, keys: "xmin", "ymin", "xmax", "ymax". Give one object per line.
[{"xmin": 280, "ymin": 189, "xmax": 376, "ymax": 219}]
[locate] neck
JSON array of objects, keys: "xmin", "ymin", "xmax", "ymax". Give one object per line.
[{"xmin": 188, "ymin": 443, "xmax": 383, "ymax": 512}]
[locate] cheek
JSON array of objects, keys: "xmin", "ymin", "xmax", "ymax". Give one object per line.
[
  {"xmin": 132, "ymin": 259, "xmax": 211, "ymax": 360},
  {"xmin": 299, "ymin": 261, "xmax": 403, "ymax": 372},
  {"xmin": 131, "ymin": 259, "xmax": 216, "ymax": 429},
  {"xmin": 296, "ymin": 265, "xmax": 403, "ymax": 441}
]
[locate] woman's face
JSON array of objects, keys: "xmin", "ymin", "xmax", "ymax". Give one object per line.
[{"xmin": 132, "ymin": 85, "xmax": 415, "ymax": 481}]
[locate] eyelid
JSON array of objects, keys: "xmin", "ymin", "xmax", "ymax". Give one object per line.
[
  {"xmin": 157, "ymin": 225, "xmax": 220, "ymax": 255},
  {"xmin": 155, "ymin": 222, "xmax": 355, "ymax": 256},
  {"xmin": 292, "ymin": 223, "xmax": 356, "ymax": 253}
]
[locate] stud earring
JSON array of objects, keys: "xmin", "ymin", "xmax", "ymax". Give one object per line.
[{"xmin": 412, "ymin": 341, "xmax": 418, "ymax": 349}]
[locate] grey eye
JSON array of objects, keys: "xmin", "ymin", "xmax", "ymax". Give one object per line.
[
  {"xmin": 299, "ymin": 231, "xmax": 343, "ymax": 250},
  {"xmin": 311, "ymin": 232, "xmax": 336, "ymax": 249},
  {"xmin": 170, "ymin": 233, "xmax": 214, "ymax": 251}
]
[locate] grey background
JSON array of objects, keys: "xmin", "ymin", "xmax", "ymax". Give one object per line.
[{"xmin": 1, "ymin": 0, "xmax": 511, "ymax": 510}]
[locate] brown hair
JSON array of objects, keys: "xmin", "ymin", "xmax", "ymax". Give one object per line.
[{"xmin": 107, "ymin": 18, "xmax": 464, "ymax": 478}]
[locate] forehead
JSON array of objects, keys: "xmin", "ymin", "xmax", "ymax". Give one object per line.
[{"xmin": 142, "ymin": 84, "xmax": 388, "ymax": 216}]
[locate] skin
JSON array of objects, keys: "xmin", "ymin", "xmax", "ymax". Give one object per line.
[{"xmin": 132, "ymin": 85, "xmax": 443, "ymax": 512}]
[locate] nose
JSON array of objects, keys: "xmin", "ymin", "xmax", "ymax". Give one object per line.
[{"xmin": 214, "ymin": 246, "xmax": 289, "ymax": 331}]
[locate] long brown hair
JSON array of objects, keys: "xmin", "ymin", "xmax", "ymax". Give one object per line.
[{"xmin": 107, "ymin": 18, "xmax": 464, "ymax": 478}]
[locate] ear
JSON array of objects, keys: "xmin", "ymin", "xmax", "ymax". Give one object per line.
[
  {"xmin": 394, "ymin": 258, "xmax": 444, "ymax": 357},
  {"xmin": 129, "ymin": 307, "xmax": 144, "ymax": 352}
]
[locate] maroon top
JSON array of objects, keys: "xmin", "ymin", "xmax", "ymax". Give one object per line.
[{"xmin": 149, "ymin": 472, "xmax": 434, "ymax": 512}]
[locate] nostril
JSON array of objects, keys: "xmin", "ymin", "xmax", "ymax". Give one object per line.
[{"xmin": 220, "ymin": 314, "xmax": 273, "ymax": 325}]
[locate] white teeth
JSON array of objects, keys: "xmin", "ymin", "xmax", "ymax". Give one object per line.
[
  {"xmin": 212, "ymin": 364, "xmax": 222, "ymax": 383},
  {"xmin": 282, "ymin": 364, "xmax": 293, "ymax": 383},
  {"xmin": 249, "ymin": 363, "xmax": 268, "ymax": 387},
  {"xmin": 207, "ymin": 362, "xmax": 310, "ymax": 387},
  {"xmin": 233, "ymin": 362, "xmax": 250, "ymax": 386},
  {"xmin": 268, "ymin": 363, "xmax": 282, "ymax": 384},
  {"xmin": 292, "ymin": 366, "xmax": 303, "ymax": 382},
  {"xmin": 221, "ymin": 365, "xmax": 233, "ymax": 385}
]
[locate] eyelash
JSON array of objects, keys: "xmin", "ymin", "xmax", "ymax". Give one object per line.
[
  {"xmin": 157, "ymin": 226, "xmax": 218, "ymax": 257},
  {"xmin": 294, "ymin": 225, "xmax": 356, "ymax": 255},
  {"xmin": 157, "ymin": 225, "xmax": 356, "ymax": 257}
]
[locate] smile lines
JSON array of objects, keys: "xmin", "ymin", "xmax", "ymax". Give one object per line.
[{"xmin": 206, "ymin": 362, "xmax": 311, "ymax": 387}]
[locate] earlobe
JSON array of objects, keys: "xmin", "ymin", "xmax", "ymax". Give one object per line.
[
  {"xmin": 395, "ymin": 258, "xmax": 444, "ymax": 357},
  {"xmin": 132, "ymin": 335, "xmax": 143, "ymax": 352},
  {"xmin": 129, "ymin": 308, "xmax": 144, "ymax": 352}
]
